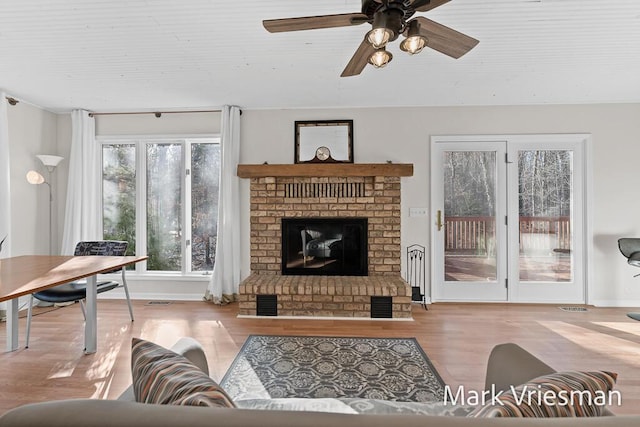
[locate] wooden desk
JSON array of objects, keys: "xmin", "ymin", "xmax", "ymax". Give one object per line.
[{"xmin": 0, "ymin": 255, "xmax": 147, "ymax": 353}]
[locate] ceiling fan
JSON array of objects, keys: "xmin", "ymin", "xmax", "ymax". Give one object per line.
[{"xmin": 263, "ymin": 0, "xmax": 479, "ymax": 77}]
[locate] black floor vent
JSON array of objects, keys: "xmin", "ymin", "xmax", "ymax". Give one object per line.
[
  {"xmin": 147, "ymin": 301, "xmax": 172, "ymax": 305},
  {"xmin": 371, "ymin": 296, "xmax": 392, "ymax": 318},
  {"xmin": 257, "ymin": 295, "xmax": 278, "ymax": 316}
]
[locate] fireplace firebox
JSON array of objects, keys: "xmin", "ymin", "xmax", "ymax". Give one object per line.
[{"xmin": 281, "ymin": 218, "xmax": 368, "ymax": 276}]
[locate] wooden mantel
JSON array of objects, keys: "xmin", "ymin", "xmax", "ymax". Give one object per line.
[{"xmin": 237, "ymin": 163, "xmax": 413, "ymax": 178}]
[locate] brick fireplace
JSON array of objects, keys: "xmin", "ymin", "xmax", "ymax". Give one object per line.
[{"xmin": 236, "ymin": 163, "xmax": 414, "ymax": 319}]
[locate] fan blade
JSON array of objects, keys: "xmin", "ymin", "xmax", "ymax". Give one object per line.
[
  {"xmin": 413, "ymin": 16, "xmax": 479, "ymax": 59},
  {"xmin": 263, "ymin": 13, "xmax": 368, "ymax": 33},
  {"xmin": 413, "ymin": 0, "xmax": 452, "ymax": 12},
  {"xmin": 341, "ymin": 38, "xmax": 377, "ymax": 77}
]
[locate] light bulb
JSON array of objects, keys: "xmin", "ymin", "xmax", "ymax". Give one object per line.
[
  {"xmin": 26, "ymin": 170, "xmax": 45, "ymax": 185},
  {"xmin": 367, "ymin": 28, "xmax": 393, "ymax": 49},
  {"xmin": 368, "ymin": 49, "xmax": 393, "ymax": 68},
  {"xmin": 400, "ymin": 35, "xmax": 427, "ymax": 55}
]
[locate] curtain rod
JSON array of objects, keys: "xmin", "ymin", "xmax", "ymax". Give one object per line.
[{"xmin": 88, "ymin": 109, "xmax": 225, "ymax": 118}]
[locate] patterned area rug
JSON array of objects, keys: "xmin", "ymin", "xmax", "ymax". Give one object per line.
[{"xmin": 220, "ymin": 335, "xmax": 445, "ymax": 402}]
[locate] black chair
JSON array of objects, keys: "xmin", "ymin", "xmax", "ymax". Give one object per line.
[
  {"xmin": 617, "ymin": 238, "xmax": 640, "ymax": 321},
  {"xmin": 25, "ymin": 240, "xmax": 135, "ymax": 348}
]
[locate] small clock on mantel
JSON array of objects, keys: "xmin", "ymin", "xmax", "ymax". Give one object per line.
[
  {"xmin": 308, "ymin": 145, "xmax": 336, "ymax": 163},
  {"xmin": 294, "ymin": 120, "xmax": 353, "ymax": 164}
]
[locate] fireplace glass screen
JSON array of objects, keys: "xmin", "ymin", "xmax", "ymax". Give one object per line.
[{"xmin": 281, "ymin": 218, "xmax": 367, "ymax": 276}]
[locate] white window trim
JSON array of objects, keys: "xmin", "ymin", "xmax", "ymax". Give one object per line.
[{"xmin": 98, "ymin": 133, "xmax": 221, "ymax": 278}]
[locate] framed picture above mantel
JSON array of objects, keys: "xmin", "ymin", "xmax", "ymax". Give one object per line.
[{"xmin": 294, "ymin": 120, "xmax": 353, "ymax": 164}]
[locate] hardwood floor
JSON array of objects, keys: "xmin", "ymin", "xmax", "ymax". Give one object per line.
[{"xmin": 1, "ymin": 300, "xmax": 639, "ymax": 415}]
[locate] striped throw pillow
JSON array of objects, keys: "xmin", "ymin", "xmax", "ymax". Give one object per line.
[
  {"xmin": 468, "ymin": 371, "xmax": 617, "ymax": 417},
  {"xmin": 131, "ymin": 338, "xmax": 235, "ymax": 408}
]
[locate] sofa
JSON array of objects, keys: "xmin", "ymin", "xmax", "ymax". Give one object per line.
[{"xmin": 0, "ymin": 338, "xmax": 638, "ymax": 427}]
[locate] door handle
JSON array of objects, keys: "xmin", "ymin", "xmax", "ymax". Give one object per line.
[{"xmin": 436, "ymin": 210, "xmax": 443, "ymax": 231}]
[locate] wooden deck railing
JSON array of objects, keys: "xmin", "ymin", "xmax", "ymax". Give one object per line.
[
  {"xmin": 444, "ymin": 216, "xmax": 571, "ymax": 254},
  {"xmin": 444, "ymin": 216, "xmax": 493, "ymax": 254}
]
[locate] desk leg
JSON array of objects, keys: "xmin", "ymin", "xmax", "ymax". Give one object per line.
[
  {"xmin": 84, "ymin": 275, "xmax": 97, "ymax": 354},
  {"xmin": 5, "ymin": 298, "xmax": 19, "ymax": 352}
]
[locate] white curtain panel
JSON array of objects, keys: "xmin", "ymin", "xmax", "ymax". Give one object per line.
[
  {"xmin": 206, "ymin": 105, "xmax": 241, "ymax": 304},
  {"xmin": 0, "ymin": 92, "xmax": 11, "ymax": 258},
  {"xmin": 60, "ymin": 110, "xmax": 100, "ymax": 255}
]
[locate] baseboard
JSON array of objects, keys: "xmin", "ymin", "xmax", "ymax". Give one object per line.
[
  {"xmin": 589, "ymin": 299, "xmax": 640, "ymax": 308},
  {"xmin": 97, "ymin": 290, "xmax": 206, "ymax": 301},
  {"xmin": 237, "ymin": 315, "xmax": 414, "ymax": 321}
]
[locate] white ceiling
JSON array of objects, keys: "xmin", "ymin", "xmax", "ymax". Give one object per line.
[{"xmin": 1, "ymin": 0, "xmax": 639, "ymax": 113}]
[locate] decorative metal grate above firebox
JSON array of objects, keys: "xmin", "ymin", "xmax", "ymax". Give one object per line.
[{"xmin": 284, "ymin": 182, "xmax": 366, "ymax": 198}]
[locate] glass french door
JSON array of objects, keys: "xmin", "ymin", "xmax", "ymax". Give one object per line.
[
  {"xmin": 431, "ymin": 135, "xmax": 586, "ymax": 303},
  {"xmin": 507, "ymin": 139, "xmax": 584, "ymax": 302},
  {"xmin": 431, "ymin": 141, "xmax": 508, "ymax": 301}
]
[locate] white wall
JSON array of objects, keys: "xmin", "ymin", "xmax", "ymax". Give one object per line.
[
  {"xmin": 6, "ymin": 101, "xmax": 59, "ymax": 256},
  {"xmin": 56, "ymin": 112, "xmax": 72, "ymax": 252},
  {"xmin": 239, "ymin": 104, "xmax": 640, "ymax": 307},
  {"xmin": 9, "ymin": 103, "xmax": 640, "ymax": 305},
  {"xmin": 94, "ymin": 112, "xmax": 221, "ymax": 136},
  {"xmin": 1, "ymin": 100, "xmax": 59, "ymax": 313}
]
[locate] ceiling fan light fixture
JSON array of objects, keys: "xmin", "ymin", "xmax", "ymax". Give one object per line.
[
  {"xmin": 366, "ymin": 10, "xmax": 400, "ymax": 49},
  {"xmin": 366, "ymin": 27, "xmax": 393, "ymax": 49},
  {"xmin": 368, "ymin": 49, "xmax": 393, "ymax": 69},
  {"xmin": 400, "ymin": 34, "xmax": 427, "ymax": 55}
]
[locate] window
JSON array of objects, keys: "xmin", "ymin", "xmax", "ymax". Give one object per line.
[{"xmin": 101, "ymin": 137, "xmax": 220, "ymax": 274}]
